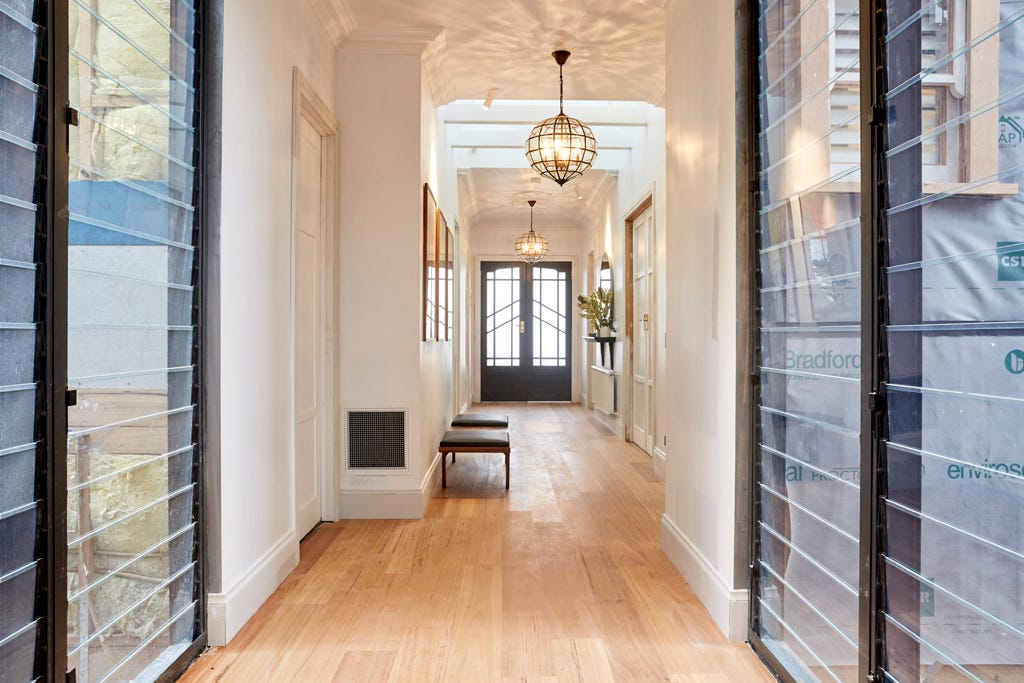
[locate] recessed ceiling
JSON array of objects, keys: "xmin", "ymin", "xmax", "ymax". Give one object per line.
[
  {"xmin": 344, "ymin": 0, "xmax": 665, "ymax": 102},
  {"xmin": 462, "ymin": 168, "xmax": 613, "ymax": 227}
]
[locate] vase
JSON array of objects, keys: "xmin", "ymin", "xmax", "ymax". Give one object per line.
[{"xmin": 599, "ymin": 326, "xmax": 612, "ymax": 338}]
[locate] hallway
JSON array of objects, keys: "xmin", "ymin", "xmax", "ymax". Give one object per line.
[{"xmin": 180, "ymin": 404, "xmax": 771, "ymax": 681}]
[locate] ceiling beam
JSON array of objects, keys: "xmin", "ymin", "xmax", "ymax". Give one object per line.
[
  {"xmin": 446, "ymin": 126, "xmax": 644, "ymax": 151},
  {"xmin": 452, "ymin": 147, "xmax": 631, "ymax": 171},
  {"xmin": 441, "ymin": 101, "xmax": 658, "ymax": 127}
]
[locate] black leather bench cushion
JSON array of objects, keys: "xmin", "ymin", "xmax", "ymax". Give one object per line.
[
  {"xmin": 451, "ymin": 413, "xmax": 509, "ymax": 428},
  {"xmin": 440, "ymin": 430, "xmax": 510, "ymax": 448}
]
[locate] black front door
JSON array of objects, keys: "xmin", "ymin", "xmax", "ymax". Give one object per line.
[{"xmin": 480, "ymin": 261, "xmax": 572, "ymax": 401}]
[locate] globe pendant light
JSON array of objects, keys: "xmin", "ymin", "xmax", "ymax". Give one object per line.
[
  {"xmin": 525, "ymin": 50, "xmax": 597, "ymax": 186},
  {"xmin": 515, "ymin": 200, "xmax": 549, "ymax": 264}
]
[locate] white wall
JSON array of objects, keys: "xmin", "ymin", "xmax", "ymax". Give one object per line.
[
  {"xmin": 335, "ymin": 48, "xmax": 423, "ymax": 497},
  {"xmin": 335, "ymin": 43, "xmax": 448, "ymax": 519},
  {"xmin": 212, "ymin": 0, "xmax": 338, "ymax": 645},
  {"xmin": 419, "ymin": 61, "xmax": 456, "ymax": 501},
  {"xmin": 660, "ymin": 0, "xmax": 745, "ymax": 642},
  {"xmin": 580, "ymin": 182, "xmax": 623, "ymax": 434},
  {"xmin": 579, "ymin": 105, "xmax": 667, "ymax": 449}
]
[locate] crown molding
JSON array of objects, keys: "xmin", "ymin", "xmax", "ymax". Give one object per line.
[
  {"xmin": 339, "ymin": 25, "xmax": 454, "ymax": 107},
  {"xmin": 340, "ymin": 24, "xmax": 444, "ymax": 55},
  {"xmin": 308, "ymin": 0, "xmax": 358, "ymax": 47}
]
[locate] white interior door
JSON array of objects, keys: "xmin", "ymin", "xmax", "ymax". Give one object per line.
[
  {"xmin": 631, "ymin": 204, "xmax": 655, "ymax": 454},
  {"xmin": 295, "ymin": 115, "xmax": 325, "ymax": 538}
]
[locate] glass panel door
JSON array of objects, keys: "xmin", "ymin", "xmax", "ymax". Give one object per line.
[
  {"xmin": 751, "ymin": 1, "xmax": 863, "ymax": 680},
  {"xmin": 481, "ymin": 263, "xmax": 525, "ymax": 401},
  {"xmin": 65, "ymin": 0, "xmax": 202, "ymax": 679},
  {"xmin": 528, "ymin": 264, "xmax": 571, "ymax": 401},
  {"xmin": 480, "ymin": 262, "xmax": 572, "ymax": 402},
  {"xmin": 531, "ymin": 265, "xmax": 569, "ymax": 368}
]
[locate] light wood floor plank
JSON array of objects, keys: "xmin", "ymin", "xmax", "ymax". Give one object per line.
[{"xmin": 180, "ymin": 404, "xmax": 774, "ymax": 682}]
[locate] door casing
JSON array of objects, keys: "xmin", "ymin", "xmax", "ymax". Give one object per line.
[
  {"xmin": 291, "ymin": 69, "xmax": 339, "ymax": 528},
  {"xmin": 474, "ymin": 255, "xmax": 580, "ymax": 403},
  {"xmin": 625, "ymin": 194, "xmax": 656, "ymax": 453}
]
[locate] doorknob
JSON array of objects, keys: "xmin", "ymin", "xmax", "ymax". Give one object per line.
[
  {"xmin": 642, "ymin": 313, "xmax": 649, "ymax": 330},
  {"xmin": 520, "ymin": 320, "xmax": 525, "ymax": 334}
]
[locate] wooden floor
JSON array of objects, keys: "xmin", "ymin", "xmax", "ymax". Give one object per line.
[{"xmin": 180, "ymin": 403, "xmax": 774, "ymax": 682}]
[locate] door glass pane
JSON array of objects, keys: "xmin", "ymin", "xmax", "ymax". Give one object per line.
[
  {"xmin": 66, "ymin": 0, "xmax": 201, "ymax": 680},
  {"xmin": 880, "ymin": 2, "xmax": 1024, "ymax": 680},
  {"xmin": 532, "ymin": 267, "xmax": 567, "ymax": 367},
  {"xmin": 485, "ymin": 268, "xmax": 520, "ymax": 367},
  {"xmin": 753, "ymin": 0, "xmax": 862, "ymax": 680},
  {"xmin": 0, "ymin": 1, "xmax": 46, "ymax": 679}
]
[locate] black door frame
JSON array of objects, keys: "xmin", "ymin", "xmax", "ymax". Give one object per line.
[{"xmin": 479, "ymin": 260, "xmax": 573, "ymax": 402}]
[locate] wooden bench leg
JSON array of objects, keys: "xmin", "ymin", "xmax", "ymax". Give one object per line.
[
  {"xmin": 442, "ymin": 451, "xmax": 448, "ymax": 488},
  {"xmin": 505, "ymin": 449, "xmax": 510, "ymax": 489}
]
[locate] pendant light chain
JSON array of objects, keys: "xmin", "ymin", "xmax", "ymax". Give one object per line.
[{"xmin": 559, "ymin": 62, "xmax": 564, "ymax": 114}]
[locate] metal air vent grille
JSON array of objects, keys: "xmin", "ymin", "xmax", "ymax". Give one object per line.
[{"xmin": 346, "ymin": 410, "xmax": 406, "ymax": 469}]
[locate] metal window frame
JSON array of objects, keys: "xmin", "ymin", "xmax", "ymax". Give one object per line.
[
  {"xmin": 857, "ymin": 0, "xmax": 887, "ymax": 680},
  {"xmin": 44, "ymin": 0, "xmax": 71, "ymax": 679},
  {"xmin": 744, "ymin": 1, "xmax": 889, "ymax": 681}
]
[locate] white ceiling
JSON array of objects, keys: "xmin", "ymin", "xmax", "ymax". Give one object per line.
[
  {"xmin": 341, "ymin": 0, "xmax": 663, "ymax": 227},
  {"xmin": 344, "ymin": 0, "xmax": 666, "ymax": 102},
  {"xmin": 461, "ymin": 168, "xmax": 614, "ymax": 227}
]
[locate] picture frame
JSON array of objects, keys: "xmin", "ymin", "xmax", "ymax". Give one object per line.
[
  {"xmin": 438, "ymin": 210, "xmax": 448, "ymax": 342},
  {"xmin": 423, "ymin": 183, "xmax": 438, "ymax": 341},
  {"xmin": 446, "ymin": 226, "xmax": 454, "ymax": 341}
]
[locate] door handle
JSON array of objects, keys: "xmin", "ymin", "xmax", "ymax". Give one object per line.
[
  {"xmin": 520, "ymin": 320, "xmax": 525, "ymax": 334},
  {"xmin": 642, "ymin": 313, "xmax": 649, "ymax": 330}
]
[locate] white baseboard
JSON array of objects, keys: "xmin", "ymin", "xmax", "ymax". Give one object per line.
[
  {"xmin": 652, "ymin": 447, "xmax": 667, "ymax": 480},
  {"xmin": 207, "ymin": 531, "xmax": 300, "ymax": 646},
  {"xmin": 337, "ymin": 454, "xmax": 441, "ymax": 519},
  {"xmin": 660, "ymin": 514, "xmax": 748, "ymax": 642}
]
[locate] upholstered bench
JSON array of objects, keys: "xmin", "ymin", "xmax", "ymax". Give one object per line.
[
  {"xmin": 439, "ymin": 429, "xmax": 511, "ymax": 489},
  {"xmin": 450, "ymin": 413, "xmax": 509, "ymax": 429}
]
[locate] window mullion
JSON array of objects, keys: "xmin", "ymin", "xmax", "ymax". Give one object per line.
[
  {"xmin": 45, "ymin": 0, "xmax": 72, "ymax": 679},
  {"xmin": 859, "ymin": 0, "xmax": 888, "ymax": 679}
]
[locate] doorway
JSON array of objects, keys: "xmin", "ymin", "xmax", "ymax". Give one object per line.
[
  {"xmin": 627, "ymin": 197, "xmax": 655, "ymax": 454},
  {"xmin": 480, "ymin": 261, "xmax": 572, "ymax": 402},
  {"xmin": 292, "ymin": 71, "xmax": 338, "ymax": 539}
]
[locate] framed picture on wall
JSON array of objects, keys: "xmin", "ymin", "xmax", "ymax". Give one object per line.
[
  {"xmin": 438, "ymin": 210, "xmax": 449, "ymax": 342},
  {"xmin": 446, "ymin": 226, "xmax": 454, "ymax": 341},
  {"xmin": 423, "ymin": 183, "xmax": 438, "ymax": 341}
]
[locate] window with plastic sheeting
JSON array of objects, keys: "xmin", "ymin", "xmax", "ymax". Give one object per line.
[
  {"xmin": 749, "ymin": 1, "xmax": 1024, "ymax": 682},
  {"xmin": 879, "ymin": 1, "xmax": 1024, "ymax": 680},
  {"xmin": 751, "ymin": 1, "xmax": 863, "ymax": 680}
]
